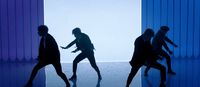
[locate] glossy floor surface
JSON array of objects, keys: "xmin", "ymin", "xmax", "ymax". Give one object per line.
[
  {"xmin": 0, "ymin": 62, "xmax": 140, "ymax": 87},
  {"xmin": 141, "ymin": 59, "xmax": 200, "ymax": 87},
  {"xmin": 0, "ymin": 59, "xmax": 200, "ymax": 87}
]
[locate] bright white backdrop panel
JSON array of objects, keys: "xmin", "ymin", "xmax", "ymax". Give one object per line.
[{"xmin": 44, "ymin": 0, "xmax": 141, "ymax": 62}]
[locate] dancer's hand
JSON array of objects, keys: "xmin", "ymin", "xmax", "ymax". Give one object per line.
[
  {"xmin": 60, "ymin": 46, "xmax": 67, "ymax": 49},
  {"xmin": 71, "ymin": 50, "xmax": 77, "ymax": 53},
  {"xmin": 71, "ymin": 49, "xmax": 78, "ymax": 53}
]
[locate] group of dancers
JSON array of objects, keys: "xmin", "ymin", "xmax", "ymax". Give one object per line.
[
  {"xmin": 24, "ymin": 25, "xmax": 177, "ymax": 87},
  {"xmin": 127, "ymin": 26, "xmax": 177, "ymax": 87}
]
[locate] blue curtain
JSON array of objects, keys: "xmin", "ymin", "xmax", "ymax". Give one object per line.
[
  {"xmin": 142, "ymin": 0, "xmax": 200, "ymax": 59},
  {"xmin": 0, "ymin": 0, "xmax": 44, "ymax": 62}
]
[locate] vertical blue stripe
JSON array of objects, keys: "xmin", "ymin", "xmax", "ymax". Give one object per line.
[
  {"xmin": 7, "ymin": 0, "xmax": 10, "ymax": 61},
  {"xmin": 16, "ymin": 0, "xmax": 24, "ymax": 61},
  {"xmin": 22, "ymin": 0, "xmax": 25, "ymax": 60},
  {"xmin": 187, "ymin": 0, "xmax": 194, "ymax": 57},
  {"xmin": 31, "ymin": 0, "xmax": 38, "ymax": 60},
  {"xmin": 167, "ymin": 0, "xmax": 174, "ymax": 54},
  {"xmin": 38, "ymin": 0, "xmax": 44, "ymax": 25},
  {"xmin": 152, "ymin": 0, "xmax": 154, "ymax": 29},
  {"xmin": 179, "ymin": 0, "xmax": 182, "ymax": 58},
  {"xmin": 153, "ymin": 0, "xmax": 160, "ymax": 32},
  {"xmin": 14, "ymin": 0, "xmax": 17, "ymax": 60},
  {"xmin": 194, "ymin": 0, "xmax": 200, "ymax": 58},
  {"xmin": 173, "ymin": 0, "xmax": 181, "ymax": 57},
  {"xmin": 37, "ymin": 0, "xmax": 40, "ymax": 44},
  {"xmin": 192, "ymin": 0, "xmax": 196, "ymax": 58},
  {"xmin": 160, "ymin": 0, "xmax": 168, "ymax": 25},
  {"xmin": 1, "ymin": 0, "xmax": 9, "ymax": 61},
  {"xmin": 23, "ymin": 0, "xmax": 32, "ymax": 61},
  {"xmin": 172, "ymin": 0, "xmax": 176, "ymax": 57},
  {"xmin": 142, "ymin": 0, "xmax": 147, "ymax": 32},
  {"xmin": 180, "ymin": 0, "xmax": 187, "ymax": 58},
  {"xmin": 30, "ymin": 0, "xmax": 33, "ymax": 60},
  {"xmin": 185, "ymin": 0, "xmax": 189, "ymax": 57},
  {"xmin": 8, "ymin": 0, "xmax": 17, "ymax": 61},
  {"xmin": 0, "ymin": 0, "xmax": 1, "ymax": 61},
  {"xmin": 199, "ymin": 0, "xmax": 200, "ymax": 58},
  {"xmin": 146, "ymin": 0, "xmax": 153, "ymax": 28}
]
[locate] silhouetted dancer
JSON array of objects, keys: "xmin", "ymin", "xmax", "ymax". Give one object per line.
[
  {"xmin": 126, "ymin": 29, "xmax": 166, "ymax": 87},
  {"xmin": 25, "ymin": 25, "xmax": 70, "ymax": 87},
  {"xmin": 61, "ymin": 27, "xmax": 102, "ymax": 81},
  {"xmin": 144, "ymin": 26, "xmax": 178, "ymax": 76}
]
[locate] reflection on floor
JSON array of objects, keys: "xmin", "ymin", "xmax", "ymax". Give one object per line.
[
  {"xmin": 0, "ymin": 59, "xmax": 200, "ymax": 87},
  {"xmin": 141, "ymin": 59, "xmax": 200, "ymax": 87},
  {"xmin": 45, "ymin": 62, "xmax": 140, "ymax": 87}
]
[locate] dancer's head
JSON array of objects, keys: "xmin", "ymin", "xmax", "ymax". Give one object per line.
[
  {"xmin": 38, "ymin": 25, "xmax": 48, "ymax": 36},
  {"xmin": 72, "ymin": 27, "xmax": 82, "ymax": 38},
  {"xmin": 143, "ymin": 28, "xmax": 154, "ymax": 41}
]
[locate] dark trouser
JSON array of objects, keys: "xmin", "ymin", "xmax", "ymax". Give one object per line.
[
  {"xmin": 145, "ymin": 49, "xmax": 172, "ymax": 73},
  {"xmin": 126, "ymin": 63, "xmax": 142, "ymax": 87},
  {"xmin": 148, "ymin": 61, "xmax": 166, "ymax": 82},
  {"xmin": 126, "ymin": 61, "xmax": 166, "ymax": 87},
  {"xmin": 27, "ymin": 61, "xmax": 70, "ymax": 86},
  {"xmin": 72, "ymin": 50, "xmax": 101, "ymax": 78}
]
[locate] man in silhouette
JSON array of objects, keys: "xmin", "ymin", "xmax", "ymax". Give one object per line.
[
  {"xmin": 25, "ymin": 25, "xmax": 70, "ymax": 87},
  {"xmin": 144, "ymin": 26, "xmax": 178, "ymax": 76},
  {"xmin": 126, "ymin": 29, "xmax": 166, "ymax": 87},
  {"xmin": 61, "ymin": 27, "xmax": 101, "ymax": 81}
]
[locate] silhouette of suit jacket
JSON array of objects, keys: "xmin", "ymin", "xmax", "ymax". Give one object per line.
[
  {"xmin": 152, "ymin": 30, "xmax": 174, "ymax": 52},
  {"xmin": 75, "ymin": 33, "xmax": 94, "ymax": 51},
  {"xmin": 130, "ymin": 35, "xmax": 153, "ymax": 65},
  {"xmin": 38, "ymin": 34, "xmax": 60, "ymax": 62}
]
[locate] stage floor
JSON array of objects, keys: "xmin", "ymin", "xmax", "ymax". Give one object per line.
[{"xmin": 0, "ymin": 59, "xmax": 200, "ymax": 87}]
